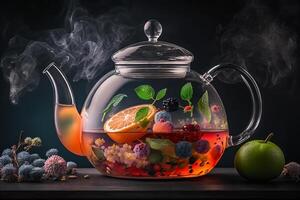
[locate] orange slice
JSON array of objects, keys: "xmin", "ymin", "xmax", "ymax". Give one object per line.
[{"xmin": 104, "ymin": 104, "xmax": 156, "ymax": 144}]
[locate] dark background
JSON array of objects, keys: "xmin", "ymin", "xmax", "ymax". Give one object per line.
[{"xmin": 0, "ymin": 0, "xmax": 299, "ymax": 167}]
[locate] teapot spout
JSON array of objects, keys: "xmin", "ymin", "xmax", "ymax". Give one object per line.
[{"xmin": 43, "ymin": 62, "xmax": 85, "ymax": 156}]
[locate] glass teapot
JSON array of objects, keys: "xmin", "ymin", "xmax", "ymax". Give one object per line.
[{"xmin": 43, "ymin": 20, "xmax": 262, "ymax": 179}]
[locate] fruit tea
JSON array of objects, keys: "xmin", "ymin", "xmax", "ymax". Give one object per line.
[
  {"xmin": 56, "ymin": 82, "xmax": 229, "ymax": 178},
  {"xmin": 82, "ymin": 129, "xmax": 228, "ymax": 178}
]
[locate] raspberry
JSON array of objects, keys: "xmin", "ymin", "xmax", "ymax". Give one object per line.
[
  {"xmin": 211, "ymin": 104, "xmax": 221, "ymax": 113},
  {"xmin": 162, "ymin": 98, "xmax": 179, "ymax": 112},
  {"xmin": 184, "ymin": 105, "xmax": 193, "ymax": 112},
  {"xmin": 154, "ymin": 111, "xmax": 172, "ymax": 123},
  {"xmin": 44, "ymin": 155, "xmax": 67, "ymax": 178}
]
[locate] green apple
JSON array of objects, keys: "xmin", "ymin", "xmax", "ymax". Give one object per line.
[{"xmin": 234, "ymin": 133, "xmax": 285, "ymax": 181}]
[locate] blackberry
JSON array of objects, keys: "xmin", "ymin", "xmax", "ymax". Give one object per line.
[{"xmin": 162, "ymin": 98, "xmax": 179, "ymax": 112}]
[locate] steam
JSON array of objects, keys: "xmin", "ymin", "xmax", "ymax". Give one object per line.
[
  {"xmin": 0, "ymin": 6, "xmax": 134, "ymax": 104},
  {"xmin": 216, "ymin": 0, "xmax": 298, "ymax": 87}
]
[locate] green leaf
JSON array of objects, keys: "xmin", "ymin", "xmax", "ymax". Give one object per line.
[
  {"xmin": 135, "ymin": 107, "xmax": 149, "ymax": 122},
  {"xmin": 155, "ymin": 88, "xmax": 167, "ymax": 101},
  {"xmin": 145, "ymin": 138, "xmax": 174, "ymax": 150},
  {"xmin": 92, "ymin": 146, "xmax": 105, "ymax": 161},
  {"xmin": 198, "ymin": 91, "xmax": 211, "ymax": 122},
  {"xmin": 180, "ymin": 82, "xmax": 193, "ymax": 101},
  {"xmin": 146, "ymin": 138, "xmax": 176, "ymax": 158},
  {"xmin": 134, "ymin": 85, "xmax": 155, "ymax": 100},
  {"xmin": 102, "ymin": 94, "xmax": 127, "ymax": 121}
]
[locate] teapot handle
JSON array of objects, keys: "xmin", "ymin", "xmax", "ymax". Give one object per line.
[{"xmin": 202, "ymin": 63, "xmax": 262, "ymax": 147}]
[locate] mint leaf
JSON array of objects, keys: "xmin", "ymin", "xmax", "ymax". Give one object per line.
[
  {"xmin": 180, "ymin": 82, "xmax": 193, "ymax": 101},
  {"xmin": 155, "ymin": 88, "xmax": 167, "ymax": 101},
  {"xmin": 134, "ymin": 85, "xmax": 155, "ymax": 100},
  {"xmin": 92, "ymin": 146, "xmax": 105, "ymax": 161},
  {"xmin": 146, "ymin": 138, "xmax": 174, "ymax": 150},
  {"xmin": 146, "ymin": 138, "xmax": 176, "ymax": 157},
  {"xmin": 198, "ymin": 91, "xmax": 211, "ymax": 122},
  {"xmin": 135, "ymin": 107, "xmax": 149, "ymax": 122},
  {"xmin": 102, "ymin": 94, "xmax": 127, "ymax": 122}
]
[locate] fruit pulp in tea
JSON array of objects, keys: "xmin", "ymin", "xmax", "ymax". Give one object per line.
[{"xmin": 82, "ymin": 130, "xmax": 228, "ymax": 178}]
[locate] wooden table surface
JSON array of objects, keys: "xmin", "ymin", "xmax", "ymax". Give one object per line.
[{"xmin": 0, "ymin": 168, "xmax": 299, "ymax": 199}]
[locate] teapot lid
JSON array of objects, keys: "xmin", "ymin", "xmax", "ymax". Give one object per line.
[{"xmin": 112, "ymin": 20, "xmax": 194, "ymax": 65}]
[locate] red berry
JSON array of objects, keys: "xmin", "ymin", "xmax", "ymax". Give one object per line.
[
  {"xmin": 211, "ymin": 104, "xmax": 221, "ymax": 113},
  {"xmin": 184, "ymin": 105, "xmax": 192, "ymax": 112}
]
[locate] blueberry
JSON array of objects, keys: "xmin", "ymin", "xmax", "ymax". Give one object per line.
[
  {"xmin": 18, "ymin": 164, "xmax": 34, "ymax": 181},
  {"xmin": 2, "ymin": 148, "xmax": 13, "ymax": 157},
  {"xmin": 175, "ymin": 141, "xmax": 192, "ymax": 158},
  {"xmin": 29, "ymin": 167, "xmax": 44, "ymax": 181},
  {"xmin": 32, "ymin": 159, "xmax": 45, "ymax": 167},
  {"xmin": 1, "ymin": 164, "xmax": 17, "ymax": 182},
  {"xmin": 46, "ymin": 148, "xmax": 58, "ymax": 158},
  {"xmin": 29, "ymin": 153, "xmax": 40, "ymax": 163},
  {"xmin": 133, "ymin": 143, "xmax": 150, "ymax": 158},
  {"xmin": 0, "ymin": 155, "xmax": 12, "ymax": 166},
  {"xmin": 67, "ymin": 161, "xmax": 77, "ymax": 172},
  {"xmin": 17, "ymin": 151, "xmax": 30, "ymax": 165},
  {"xmin": 154, "ymin": 111, "xmax": 172, "ymax": 123},
  {"xmin": 195, "ymin": 140, "xmax": 210, "ymax": 154}
]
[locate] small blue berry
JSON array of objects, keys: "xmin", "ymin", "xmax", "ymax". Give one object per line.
[
  {"xmin": 17, "ymin": 151, "xmax": 30, "ymax": 165},
  {"xmin": 32, "ymin": 159, "xmax": 45, "ymax": 167},
  {"xmin": 18, "ymin": 164, "xmax": 34, "ymax": 181},
  {"xmin": 46, "ymin": 148, "xmax": 58, "ymax": 158},
  {"xmin": 2, "ymin": 148, "xmax": 13, "ymax": 157},
  {"xmin": 0, "ymin": 155, "xmax": 12, "ymax": 166},
  {"xmin": 67, "ymin": 161, "xmax": 77, "ymax": 171},
  {"xmin": 133, "ymin": 143, "xmax": 150, "ymax": 158},
  {"xmin": 1, "ymin": 164, "xmax": 17, "ymax": 182},
  {"xmin": 29, "ymin": 153, "xmax": 40, "ymax": 163},
  {"xmin": 29, "ymin": 167, "xmax": 44, "ymax": 181},
  {"xmin": 154, "ymin": 111, "xmax": 172, "ymax": 123},
  {"xmin": 195, "ymin": 140, "xmax": 210, "ymax": 154},
  {"xmin": 175, "ymin": 141, "xmax": 192, "ymax": 158}
]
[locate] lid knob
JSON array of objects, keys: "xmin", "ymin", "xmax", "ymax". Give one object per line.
[{"xmin": 144, "ymin": 19, "xmax": 162, "ymax": 42}]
